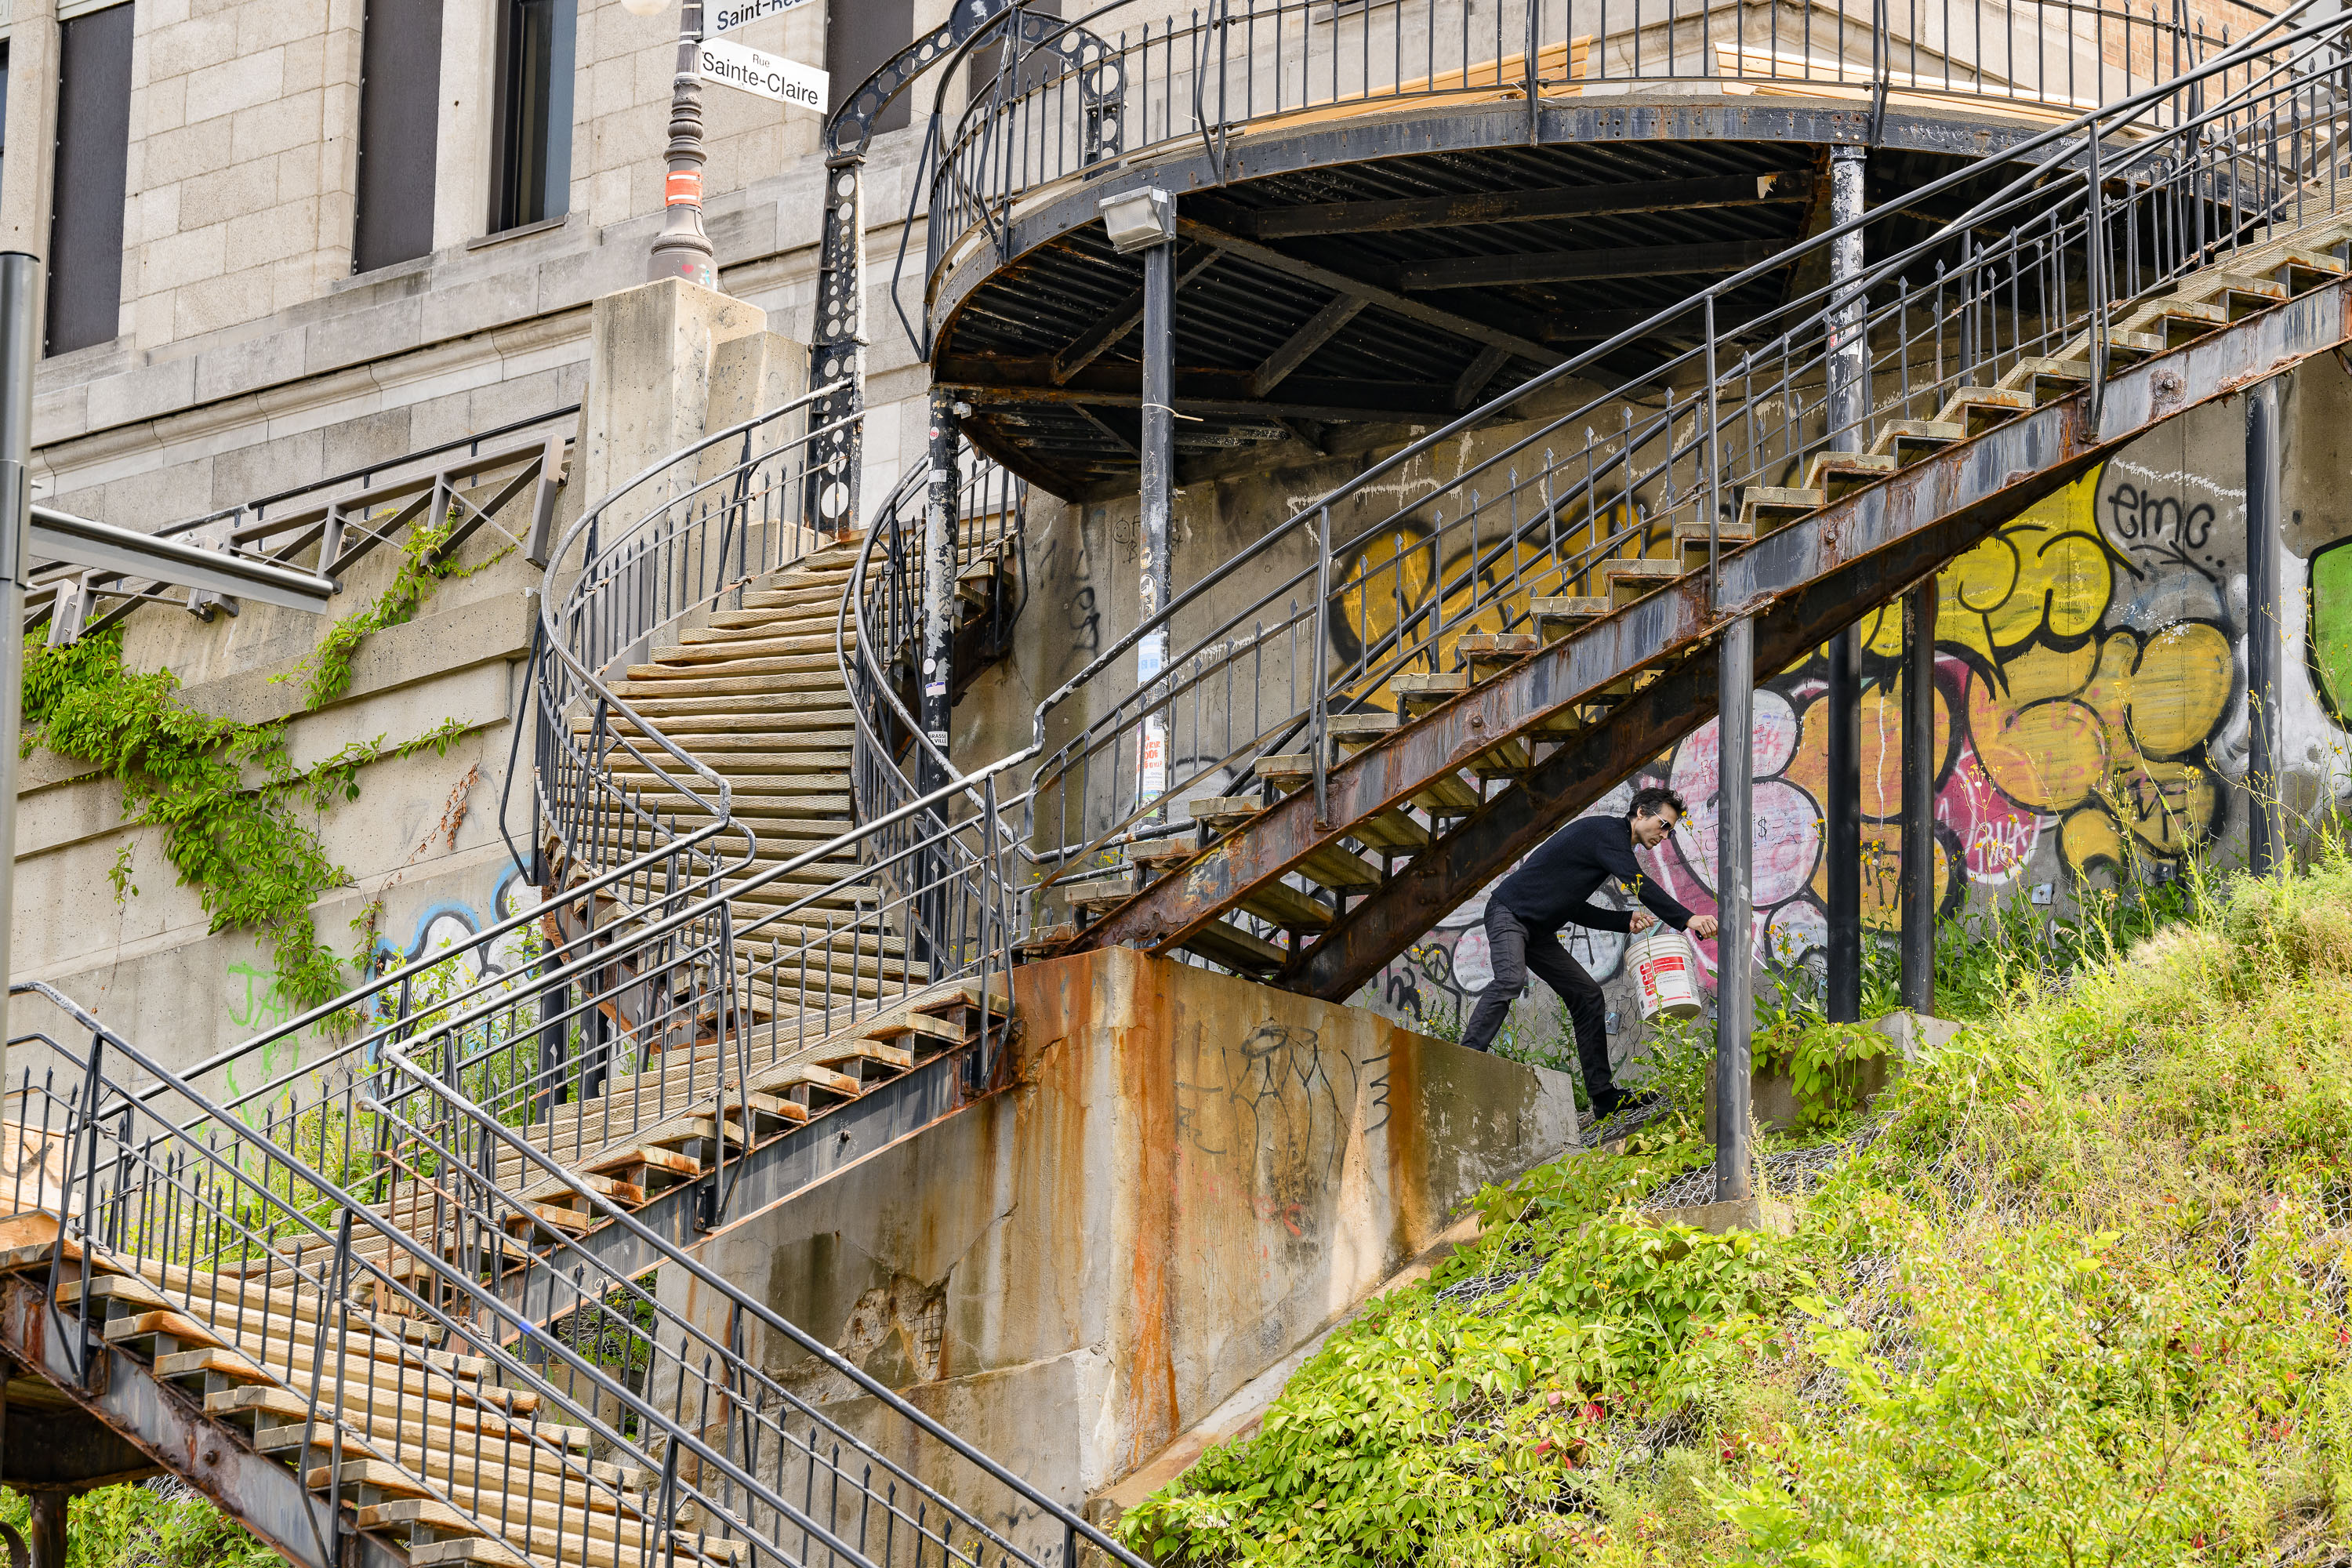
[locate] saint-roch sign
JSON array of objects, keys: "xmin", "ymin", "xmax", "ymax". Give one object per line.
[
  {"xmin": 695, "ymin": 35, "xmax": 827, "ymax": 114},
  {"xmin": 707, "ymin": 0, "xmax": 815, "ymax": 34}
]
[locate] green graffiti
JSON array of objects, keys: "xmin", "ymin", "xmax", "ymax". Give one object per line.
[
  {"xmin": 2312, "ymin": 538, "xmax": 2352, "ymax": 724},
  {"xmin": 220, "ymin": 960, "xmax": 297, "ymax": 1105}
]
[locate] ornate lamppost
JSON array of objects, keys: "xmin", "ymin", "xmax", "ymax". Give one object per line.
[{"xmin": 620, "ymin": 0, "xmax": 718, "ymax": 289}]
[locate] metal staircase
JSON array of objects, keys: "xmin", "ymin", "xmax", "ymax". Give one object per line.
[
  {"xmin": 3, "ymin": 6, "xmax": 2350, "ymax": 1568},
  {"xmin": 1011, "ymin": 4, "xmax": 2352, "ymax": 996}
]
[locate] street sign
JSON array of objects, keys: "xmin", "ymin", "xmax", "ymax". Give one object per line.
[
  {"xmin": 695, "ymin": 36, "xmax": 826, "ymax": 113},
  {"xmin": 708, "ymin": 0, "xmax": 814, "ymax": 34}
]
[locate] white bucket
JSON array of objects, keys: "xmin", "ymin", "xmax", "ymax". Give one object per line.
[{"xmin": 1628, "ymin": 930, "xmax": 1704, "ymax": 1020}]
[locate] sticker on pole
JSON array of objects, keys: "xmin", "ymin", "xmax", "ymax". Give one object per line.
[
  {"xmin": 709, "ymin": 0, "xmax": 815, "ymax": 34},
  {"xmin": 696, "ymin": 36, "xmax": 827, "ymax": 113}
]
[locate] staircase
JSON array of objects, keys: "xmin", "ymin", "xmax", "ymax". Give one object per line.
[
  {"xmin": 1018, "ymin": 11, "xmax": 2352, "ymax": 999},
  {"xmin": 3, "ymin": 9, "xmax": 2347, "ymax": 1568}
]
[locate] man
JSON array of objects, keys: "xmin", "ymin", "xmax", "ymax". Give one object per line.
[{"xmin": 1458, "ymin": 785, "xmax": 1720, "ymax": 1118}]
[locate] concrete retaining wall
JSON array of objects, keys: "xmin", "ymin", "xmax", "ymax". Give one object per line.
[{"xmin": 665, "ymin": 946, "xmax": 1581, "ymax": 1555}]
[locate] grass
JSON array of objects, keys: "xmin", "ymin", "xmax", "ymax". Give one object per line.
[{"xmin": 1118, "ymin": 844, "xmax": 2352, "ymax": 1566}]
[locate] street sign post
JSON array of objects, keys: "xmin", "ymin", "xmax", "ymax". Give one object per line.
[{"xmin": 695, "ymin": 36, "xmax": 827, "ymax": 113}]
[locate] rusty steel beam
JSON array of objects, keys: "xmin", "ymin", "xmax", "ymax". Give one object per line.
[
  {"xmin": 1064, "ymin": 281, "xmax": 2351, "ymax": 994},
  {"xmin": 0, "ymin": 1272, "xmax": 408, "ymax": 1568}
]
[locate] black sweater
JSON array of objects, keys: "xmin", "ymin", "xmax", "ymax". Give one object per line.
[{"xmin": 1491, "ymin": 814, "xmax": 1695, "ymax": 934}]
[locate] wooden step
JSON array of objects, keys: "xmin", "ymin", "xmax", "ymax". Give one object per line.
[
  {"xmin": 1063, "ymin": 875, "xmax": 1134, "ymax": 916},
  {"xmin": 1990, "ymin": 355, "xmax": 2092, "ymax": 403},
  {"xmin": 1800, "ymin": 450, "xmax": 1898, "ymax": 498},
  {"xmin": 2118, "ymin": 296, "xmax": 2225, "ymax": 344},
  {"xmin": 1674, "ymin": 520, "xmax": 1754, "ymax": 570},
  {"xmin": 2172, "ymin": 269, "xmax": 2288, "ymax": 318},
  {"xmin": 1252, "ymin": 754, "xmax": 1429, "ymax": 851},
  {"xmin": 1929, "ymin": 385, "xmax": 2034, "ymax": 435},
  {"xmin": 1292, "ymin": 840, "xmax": 1382, "ymax": 891},
  {"xmin": 1178, "ymin": 920, "xmax": 1288, "ymax": 975},
  {"xmin": 1867, "ymin": 419, "xmax": 1964, "ymax": 463},
  {"xmin": 1185, "ymin": 796, "xmax": 1263, "ymax": 833},
  {"xmin": 1323, "ymin": 712, "xmax": 1399, "ymax": 749},
  {"xmin": 1452, "ymin": 632, "xmax": 1539, "ymax": 672},
  {"xmin": 1530, "ymin": 595, "xmax": 1607, "ymax": 638},
  {"xmin": 1598, "ymin": 557, "xmax": 1680, "ymax": 608},
  {"xmin": 1131, "ymin": 839, "xmax": 1198, "ymax": 874},
  {"xmin": 1734, "ymin": 487, "xmax": 1822, "ymax": 534},
  {"xmin": 1392, "ymin": 671, "xmax": 1468, "ymax": 713},
  {"xmin": 1238, "ymin": 879, "xmax": 1334, "ymax": 931}
]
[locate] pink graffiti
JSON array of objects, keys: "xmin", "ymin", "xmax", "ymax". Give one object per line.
[{"xmin": 1939, "ymin": 734, "xmax": 2045, "ymax": 882}]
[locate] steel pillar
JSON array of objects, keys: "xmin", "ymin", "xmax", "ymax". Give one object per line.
[
  {"xmin": 2247, "ymin": 379, "xmax": 2285, "ymax": 877},
  {"xmin": 1137, "ymin": 231, "xmax": 1175, "ymax": 816},
  {"xmin": 920, "ymin": 391, "xmax": 962, "ymax": 790},
  {"xmin": 1824, "ymin": 145, "xmax": 1867, "ymax": 1022},
  {"xmin": 24, "ymin": 1493, "xmax": 62, "ymax": 1568},
  {"xmin": 1899, "ymin": 582, "xmax": 1938, "ymax": 1011},
  {"xmin": 645, "ymin": 2, "xmax": 716, "ymax": 290},
  {"xmin": 1714, "ymin": 615, "xmax": 1755, "ymax": 1203}
]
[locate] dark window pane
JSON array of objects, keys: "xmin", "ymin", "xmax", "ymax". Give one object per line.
[
  {"xmin": 827, "ymin": 0, "xmax": 916, "ymax": 136},
  {"xmin": 354, "ymin": 0, "xmax": 445, "ymax": 272},
  {"xmin": 493, "ymin": 0, "xmax": 575, "ymax": 231},
  {"xmin": 48, "ymin": 2, "xmax": 132, "ymax": 357},
  {"xmin": 967, "ymin": 0, "xmax": 1061, "ymax": 107}
]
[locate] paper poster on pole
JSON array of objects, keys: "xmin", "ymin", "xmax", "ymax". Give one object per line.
[{"xmin": 695, "ymin": 36, "xmax": 828, "ymax": 114}]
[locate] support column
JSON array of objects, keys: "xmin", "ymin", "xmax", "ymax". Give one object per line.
[
  {"xmin": 1899, "ymin": 582, "xmax": 1938, "ymax": 1011},
  {"xmin": 1136, "ymin": 229, "xmax": 1176, "ymax": 818},
  {"xmin": 1714, "ymin": 616, "xmax": 1755, "ymax": 1203},
  {"xmin": 919, "ymin": 391, "xmax": 962, "ymax": 794},
  {"xmin": 25, "ymin": 1491, "xmax": 64, "ymax": 1568},
  {"xmin": 1824, "ymin": 144, "xmax": 1868, "ymax": 1023},
  {"xmin": 2247, "ymin": 379, "xmax": 2285, "ymax": 877}
]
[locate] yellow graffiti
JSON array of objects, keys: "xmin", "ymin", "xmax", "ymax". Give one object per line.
[
  {"xmin": 1828, "ymin": 460, "xmax": 2231, "ymax": 884},
  {"xmin": 1335, "ymin": 504, "xmax": 1655, "ymax": 707}
]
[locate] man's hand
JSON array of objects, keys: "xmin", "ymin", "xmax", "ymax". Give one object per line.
[
  {"xmin": 1628, "ymin": 911, "xmax": 1655, "ymax": 935},
  {"xmin": 1688, "ymin": 914, "xmax": 1720, "ymax": 939}
]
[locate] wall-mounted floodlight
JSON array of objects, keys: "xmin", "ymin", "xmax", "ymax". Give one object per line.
[{"xmin": 1098, "ymin": 187, "xmax": 1175, "ymax": 255}]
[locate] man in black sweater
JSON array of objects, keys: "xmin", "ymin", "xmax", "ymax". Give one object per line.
[{"xmin": 1458, "ymin": 785, "xmax": 1720, "ymax": 1117}]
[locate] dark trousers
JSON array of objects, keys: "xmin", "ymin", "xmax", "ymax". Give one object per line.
[{"xmin": 1461, "ymin": 902, "xmax": 1613, "ymax": 1096}]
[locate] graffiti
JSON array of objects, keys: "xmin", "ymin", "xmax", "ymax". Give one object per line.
[
  {"xmin": 1331, "ymin": 503, "xmax": 1650, "ymax": 707},
  {"xmin": 1039, "ymin": 521, "xmax": 1101, "ymax": 657},
  {"xmin": 1175, "ymin": 1020, "xmax": 1359, "ymax": 1240},
  {"xmin": 1352, "ymin": 456, "xmax": 2248, "ymax": 1021},
  {"xmin": 2311, "ymin": 534, "xmax": 2352, "ymax": 724}
]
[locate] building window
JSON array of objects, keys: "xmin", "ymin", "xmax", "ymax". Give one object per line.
[
  {"xmin": 827, "ymin": 0, "xmax": 916, "ymax": 136},
  {"xmin": 492, "ymin": 0, "xmax": 575, "ymax": 233},
  {"xmin": 47, "ymin": 2, "xmax": 132, "ymax": 357},
  {"xmin": 354, "ymin": 0, "xmax": 445, "ymax": 272}
]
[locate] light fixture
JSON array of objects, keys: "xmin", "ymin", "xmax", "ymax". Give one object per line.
[
  {"xmin": 619, "ymin": 0, "xmax": 668, "ymax": 16},
  {"xmin": 1098, "ymin": 187, "xmax": 1175, "ymax": 255}
]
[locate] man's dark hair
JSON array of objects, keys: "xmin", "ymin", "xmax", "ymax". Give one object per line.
[{"xmin": 1629, "ymin": 785, "xmax": 1686, "ymax": 822}]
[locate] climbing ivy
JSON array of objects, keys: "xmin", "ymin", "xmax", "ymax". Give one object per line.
[
  {"xmin": 23, "ymin": 629, "xmax": 465, "ymax": 1014},
  {"xmin": 285, "ymin": 515, "xmax": 514, "ymax": 710}
]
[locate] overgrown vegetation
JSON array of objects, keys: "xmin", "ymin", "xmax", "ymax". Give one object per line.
[
  {"xmin": 1122, "ymin": 843, "xmax": 2352, "ymax": 1565},
  {"xmin": 0, "ymin": 1481, "xmax": 279, "ymax": 1568},
  {"xmin": 25, "ymin": 629, "xmax": 466, "ymax": 1010},
  {"xmin": 283, "ymin": 517, "xmax": 511, "ymax": 710}
]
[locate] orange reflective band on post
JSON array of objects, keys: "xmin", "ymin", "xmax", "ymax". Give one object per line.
[{"xmin": 666, "ymin": 171, "xmax": 703, "ymax": 208}]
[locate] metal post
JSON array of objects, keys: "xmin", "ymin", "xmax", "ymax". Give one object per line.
[
  {"xmin": 1714, "ymin": 616, "xmax": 1755, "ymax": 1204},
  {"xmin": 646, "ymin": 1, "xmax": 717, "ymax": 289},
  {"xmin": 919, "ymin": 391, "xmax": 961, "ymax": 793},
  {"xmin": 0, "ymin": 252, "xmax": 38, "ymax": 1087},
  {"xmin": 24, "ymin": 1491, "xmax": 65, "ymax": 1568},
  {"xmin": 1825, "ymin": 145, "xmax": 1867, "ymax": 1023},
  {"xmin": 1899, "ymin": 581, "xmax": 1938, "ymax": 1011},
  {"xmin": 1137, "ymin": 227, "xmax": 1175, "ymax": 820},
  {"xmin": 2247, "ymin": 379, "xmax": 2284, "ymax": 876}
]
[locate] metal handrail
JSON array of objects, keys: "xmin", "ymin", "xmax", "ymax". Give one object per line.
[
  {"xmin": 919, "ymin": 0, "xmax": 2278, "ymax": 334},
  {"xmin": 14, "ymin": 979, "xmax": 1148, "ymax": 1568}
]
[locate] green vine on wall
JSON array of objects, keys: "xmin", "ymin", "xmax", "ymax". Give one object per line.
[
  {"xmin": 24, "ymin": 514, "xmax": 506, "ymax": 1015},
  {"xmin": 282, "ymin": 516, "xmax": 514, "ymax": 710},
  {"xmin": 24, "ymin": 630, "xmax": 465, "ymax": 1011}
]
